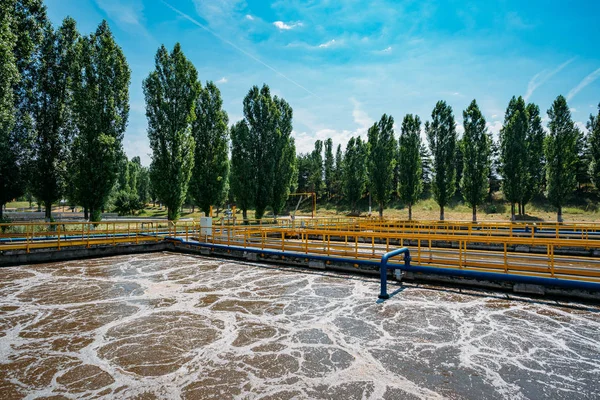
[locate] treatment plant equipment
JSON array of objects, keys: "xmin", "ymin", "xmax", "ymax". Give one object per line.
[{"xmin": 2, "ymin": 217, "xmax": 600, "ymax": 299}]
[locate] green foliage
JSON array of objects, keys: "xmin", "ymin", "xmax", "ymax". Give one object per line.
[
  {"xmin": 332, "ymin": 144, "xmax": 344, "ymax": 199},
  {"xmin": 0, "ymin": 0, "xmax": 46, "ymax": 217},
  {"xmin": 230, "ymin": 120, "xmax": 254, "ymax": 221},
  {"xmin": 241, "ymin": 84, "xmax": 294, "ymax": 219},
  {"xmin": 499, "ymin": 96, "xmax": 528, "ymax": 218},
  {"xmin": 460, "ymin": 100, "xmax": 490, "ymax": 221},
  {"xmin": 308, "ymin": 140, "xmax": 324, "ymax": 196},
  {"xmin": 343, "ymin": 137, "xmax": 367, "ymax": 213},
  {"xmin": 189, "ymin": 81, "xmax": 230, "ymax": 216},
  {"xmin": 368, "ymin": 114, "xmax": 396, "ymax": 217},
  {"xmin": 324, "ymin": 138, "xmax": 334, "ymax": 199},
  {"xmin": 398, "ymin": 114, "xmax": 422, "ymax": 220},
  {"xmin": 144, "ymin": 43, "xmax": 198, "ymax": 221},
  {"xmin": 588, "ymin": 104, "xmax": 600, "ymax": 191},
  {"xmin": 29, "ymin": 17, "xmax": 79, "ymax": 219},
  {"xmin": 0, "ymin": 9, "xmax": 19, "ymax": 218},
  {"xmin": 426, "ymin": 100, "xmax": 457, "ymax": 220},
  {"xmin": 70, "ymin": 20, "xmax": 130, "ymax": 222},
  {"xmin": 419, "ymin": 143, "xmax": 433, "ymax": 198},
  {"xmin": 113, "ymin": 189, "xmax": 143, "ymax": 216},
  {"xmin": 545, "ymin": 95, "xmax": 578, "ymax": 222},
  {"xmin": 271, "ymin": 97, "xmax": 296, "ymax": 215},
  {"xmin": 522, "ymin": 103, "xmax": 545, "ymax": 209}
]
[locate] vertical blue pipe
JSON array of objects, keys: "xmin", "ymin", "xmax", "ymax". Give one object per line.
[{"xmin": 379, "ymin": 247, "xmax": 411, "ymax": 300}]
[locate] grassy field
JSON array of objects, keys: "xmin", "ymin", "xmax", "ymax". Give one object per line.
[{"xmin": 5, "ymin": 193, "xmax": 599, "ymax": 222}]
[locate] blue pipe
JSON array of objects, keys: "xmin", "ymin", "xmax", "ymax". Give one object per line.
[{"xmin": 379, "ymin": 247, "xmax": 411, "ymax": 299}]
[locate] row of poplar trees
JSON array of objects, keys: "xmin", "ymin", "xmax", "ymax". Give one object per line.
[
  {"xmin": 298, "ymin": 97, "xmax": 600, "ymax": 222},
  {"xmin": 0, "ymin": 1, "xmax": 130, "ymax": 221},
  {"xmin": 144, "ymin": 44, "xmax": 296, "ymax": 221}
]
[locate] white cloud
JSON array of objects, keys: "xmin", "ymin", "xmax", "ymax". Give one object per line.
[
  {"xmin": 95, "ymin": 0, "xmax": 151, "ymax": 37},
  {"xmin": 293, "ymin": 98, "xmax": 374, "ymax": 153},
  {"xmin": 273, "ymin": 21, "xmax": 303, "ymax": 30},
  {"xmin": 245, "ymin": 14, "xmax": 254, "ymax": 20},
  {"xmin": 567, "ymin": 67, "xmax": 600, "ymax": 101},
  {"xmin": 216, "ymin": 77, "xmax": 228, "ymax": 84},
  {"xmin": 524, "ymin": 58, "xmax": 575, "ymax": 101},
  {"xmin": 486, "ymin": 120, "xmax": 503, "ymax": 140},
  {"xmin": 378, "ymin": 46, "xmax": 392, "ymax": 53},
  {"xmin": 570, "ymin": 107, "xmax": 577, "ymax": 113},
  {"xmin": 318, "ymin": 39, "xmax": 337, "ymax": 48}
]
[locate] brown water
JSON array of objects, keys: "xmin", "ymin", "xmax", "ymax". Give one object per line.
[{"xmin": 1, "ymin": 252, "xmax": 599, "ymax": 399}]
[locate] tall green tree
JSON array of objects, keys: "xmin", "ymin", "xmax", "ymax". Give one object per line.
[
  {"xmin": 574, "ymin": 127, "xmax": 590, "ymax": 190},
  {"xmin": 545, "ymin": 95, "xmax": 578, "ymax": 222},
  {"xmin": 419, "ymin": 142, "xmax": 433, "ymax": 198},
  {"xmin": 242, "ymin": 84, "xmax": 280, "ymax": 219},
  {"xmin": 144, "ymin": 43, "xmax": 198, "ymax": 221},
  {"xmin": 308, "ymin": 140, "xmax": 324, "ymax": 196},
  {"xmin": 343, "ymin": 137, "xmax": 367, "ymax": 213},
  {"xmin": 0, "ymin": 0, "xmax": 46, "ymax": 218},
  {"xmin": 367, "ymin": 114, "xmax": 396, "ymax": 217},
  {"xmin": 460, "ymin": 100, "xmax": 491, "ymax": 222},
  {"xmin": 189, "ymin": 81, "xmax": 229, "ymax": 216},
  {"xmin": 29, "ymin": 17, "xmax": 79, "ymax": 220},
  {"xmin": 0, "ymin": 9, "xmax": 19, "ymax": 218},
  {"xmin": 332, "ymin": 144, "xmax": 344, "ymax": 199},
  {"xmin": 499, "ymin": 96, "xmax": 528, "ymax": 220},
  {"xmin": 521, "ymin": 103, "xmax": 545, "ymax": 215},
  {"xmin": 271, "ymin": 96, "xmax": 296, "ymax": 216},
  {"xmin": 398, "ymin": 114, "xmax": 422, "ymax": 220},
  {"xmin": 426, "ymin": 100, "xmax": 457, "ymax": 221},
  {"xmin": 71, "ymin": 21, "xmax": 130, "ymax": 222},
  {"xmin": 588, "ymin": 104, "xmax": 600, "ymax": 191},
  {"xmin": 230, "ymin": 120, "xmax": 255, "ymax": 222},
  {"xmin": 324, "ymin": 138, "xmax": 334, "ymax": 200}
]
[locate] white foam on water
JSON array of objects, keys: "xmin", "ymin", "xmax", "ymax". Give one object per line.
[{"xmin": 0, "ymin": 252, "xmax": 599, "ymax": 399}]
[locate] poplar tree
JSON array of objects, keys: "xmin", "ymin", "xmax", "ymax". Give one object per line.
[
  {"xmin": 0, "ymin": 0, "xmax": 46, "ymax": 218},
  {"xmin": 271, "ymin": 96, "xmax": 296, "ymax": 216},
  {"xmin": 324, "ymin": 138, "xmax": 334, "ymax": 200},
  {"xmin": 367, "ymin": 114, "xmax": 396, "ymax": 217},
  {"xmin": 308, "ymin": 140, "xmax": 324, "ymax": 196},
  {"xmin": 0, "ymin": 9, "xmax": 19, "ymax": 218},
  {"xmin": 460, "ymin": 100, "xmax": 490, "ymax": 222},
  {"xmin": 426, "ymin": 101, "xmax": 457, "ymax": 221},
  {"xmin": 242, "ymin": 84, "xmax": 279, "ymax": 219},
  {"xmin": 189, "ymin": 81, "xmax": 229, "ymax": 216},
  {"xmin": 343, "ymin": 137, "xmax": 367, "ymax": 214},
  {"xmin": 398, "ymin": 114, "xmax": 422, "ymax": 220},
  {"xmin": 521, "ymin": 103, "xmax": 545, "ymax": 215},
  {"xmin": 499, "ymin": 96, "xmax": 528, "ymax": 220},
  {"xmin": 30, "ymin": 18, "xmax": 79, "ymax": 220},
  {"xmin": 332, "ymin": 144, "xmax": 344, "ymax": 199},
  {"xmin": 545, "ymin": 95, "xmax": 578, "ymax": 222},
  {"xmin": 71, "ymin": 21, "xmax": 130, "ymax": 222},
  {"xmin": 230, "ymin": 120, "xmax": 255, "ymax": 222},
  {"xmin": 588, "ymin": 104, "xmax": 600, "ymax": 191}
]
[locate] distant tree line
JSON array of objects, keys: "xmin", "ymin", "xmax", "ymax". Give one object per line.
[{"xmin": 2, "ymin": 1, "xmax": 599, "ymax": 223}]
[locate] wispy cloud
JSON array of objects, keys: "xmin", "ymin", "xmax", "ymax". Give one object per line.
[
  {"xmin": 245, "ymin": 14, "xmax": 254, "ymax": 21},
  {"xmin": 160, "ymin": 0, "xmax": 320, "ymax": 98},
  {"xmin": 567, "ymin": 67, "xmax": 600, "ymax": 101},
  {"xmin": 318, "ymin": 39, "xmax": 338, "ymax": 48},
  {"xmin": 379, "ymin": 46, "xmax": 392, "ymax": 53},
  {"xmin": 273, "ymin": 21, "xmax": 303, "ymax": 30},
  {"xmin": 524, "ymin": 58, "xmax": 575, "ymax": 101},
  {"xmin": 216, "ymin": 77, "xmax": 228, "ymax": 84},
  {"xmin": 95, "ymin": 0, "xmax": 152, "ymax": 38}
]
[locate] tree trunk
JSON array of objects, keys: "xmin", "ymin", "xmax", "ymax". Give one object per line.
[
  {"xmin": 557, "ymin": 206, "xmax": 563, "ymax": 223},
  {"xmin": 379, "ymin": 203, "xmax": 383, "ymax": 218},
  {"xmin": 510, "ymin": 203, "xmax": 515, "ymax": 221},
  {"xmin": 472, "ymin": 205, "xmax": 477, "ymax": 222},
  {"xmin": 522, "ymin": 203, "xmax": 526, "ymax": 216},
  {"xmin": 0, "ymin": 204, "xmax": 3, "ymax": 219},
  {"xmin": 242, "ymin": 208, "xmax": 248, "ymax": 225},
  {"xmin": 408, "ymin": 203, "xmax": 412, "ymax": 221},
  {"xmin": 45, "ymin": 200, "xmax": 52, "ymax": 220},
  {"xmin": 84, "ymin": 207, "xmax": 88, "ymax": 220},
  {"xmin": 440, "ymin": 205, "xmax": 445, "ymax": 221}
]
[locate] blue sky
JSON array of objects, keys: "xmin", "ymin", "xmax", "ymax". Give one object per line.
[{"xmin": 45, "ymin": 0, "xmax": 600, "ymax": 166}]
